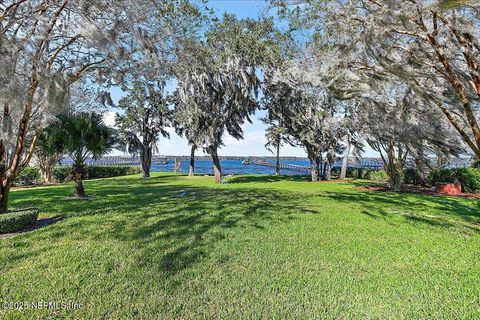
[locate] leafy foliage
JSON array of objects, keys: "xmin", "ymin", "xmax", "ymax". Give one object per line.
[
  {"xmin": 53, "ymin": 166, "xmax": 141, "ymax": 183},
  {"xmin": 12, "ymin": 167, "xmax": 41, "ymax": 186},
  {"xmin": 0, "ymin": 208, "xmax": 38, "ymax": 234},
  {"xmin": 116, "ymin": 81, "xmax": 172, "ymax": 177},
  {"xmin": 48, "ymin": 113, "xmax": 117, "ymax": 165},
  {"xmin": 369, "ymin": 170, "xmax": 389, "ymax": 183},
  {"xmin": 428, "ymin": 168, "xmax": 480, "ymax": 193}
]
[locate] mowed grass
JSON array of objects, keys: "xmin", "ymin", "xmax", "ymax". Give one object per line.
[{"xmin": 1, "ymin": 173, "xmax": 480, "ymax": 319}]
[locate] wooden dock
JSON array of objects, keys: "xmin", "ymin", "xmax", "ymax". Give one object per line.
[{"xmin": 251, "ymin": 161, "xmax": 311, "ymax": 173}]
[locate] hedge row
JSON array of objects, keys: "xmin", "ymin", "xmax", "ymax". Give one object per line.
[
  {"xmin": 13, "ymin": 167, "xmax": 41, "ymax": 185},
  {"xmin": 428, "ymin": 167, "xmax": 480, "ymax": 193},
  {"xmin": 330, "ymin": 167, "xmax": 376, "ymax": 179},
  {"xmin": 14, "ymin": 165, "xmax": 141, "ymax": 185},
  {"xmin": 366, "ymin": 168, "xmax": 428, "ymax": 185},
  {"xmin": 0, "ymin": 208, "xmax": 39, "ymax": 234},
  {"xmin": 52, "ymin": 165, "xmax": 141, "ymax": 182},
  {"xmin": 366, "ymin": 167, "xmax": 480, "ymax": 193}
]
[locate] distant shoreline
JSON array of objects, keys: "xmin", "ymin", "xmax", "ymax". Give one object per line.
[{"xmin": 158, "ymin": 155, "xmax": 310, "ymax": 161}]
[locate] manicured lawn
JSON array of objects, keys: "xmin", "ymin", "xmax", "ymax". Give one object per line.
[{"xmin": 1, "ymin": 173, "xmax": 480, "ymax": 319}]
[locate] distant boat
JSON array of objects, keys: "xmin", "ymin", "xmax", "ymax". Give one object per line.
[{"xmin": 242, "ymin": 159, "xmax": 251, "ymax": 165}]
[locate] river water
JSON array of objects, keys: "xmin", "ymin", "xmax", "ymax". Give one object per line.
[{"xmin": 152, "ymin": 159, "xmax": 319, "ymax": 175}]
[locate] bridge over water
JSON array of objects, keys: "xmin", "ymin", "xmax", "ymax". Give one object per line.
[{"xmin": 59, "ymin": 156, "xmax": 470, "ymax": 172}]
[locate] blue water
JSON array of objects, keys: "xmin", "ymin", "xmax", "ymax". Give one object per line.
[
  {"xmin": 151, "ymin": 159, "xmax": 311, "ymax": 175},
  {"xmin": 61, "ymin": 158, "xmax": 383, "ymax": 174},
  {"xmin": 149, "ymin": 159, "xmax": 381, "ymax": 175}
]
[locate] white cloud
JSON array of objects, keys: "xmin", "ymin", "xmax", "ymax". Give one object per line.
[{"xmin": 103, "ymin": 111, "xmax": 117, "ymax": 128}]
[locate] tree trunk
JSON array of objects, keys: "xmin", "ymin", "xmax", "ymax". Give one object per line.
[
  {"xmin": 325, "ymin": 161, "xmax": 332, "ymax": 180},
  {"xmin": 340, "ymin": 137, "xmax": 351, "ymax": 180},
  {"xmin": 0, "ymin": 178, "xmax": 12, "ymax": 213},
  {"xmin": 42, "ymin": 167, "xmax": 53, "ymax": 184},
  {"xmin": 38, "ymin": 154, "xmax": 58, "ymax": 184},
  {"xmin": 275, "ymin": 144, "xmax": 280, "ymax": 175},
  {"xmin": 73, "ymin": 175, "xmax": 86, "ymax": 198},
  {"xmin": 307, "ymin": 148, "xmax": 320, "ymax": 182},
  {"xmin": 189, "ymin": 145, "xmax": 196, "ymax": 176},
  {"xmin": 325, "ymin": 146, "xmax": 335, "ymax": 181},
  {"xmin": 209, "ymin": 145, "xmax": 222, "ymax": 183},
  {"xmin": 71, "ymin": 162, "xmax": 87, "ymax": 198},
  {"xmin": 319, "ymin": 152, "xmax": 324, "ymax": 177},
  {"xmin": 389, "ymin": 175, "xmax": 402, "ymax": 192},
  {"xmin": 141, "ymin": 146, "xmax": 152, "ymax": 178},
  {"xmin": 378, "ymin": 141, "xmax": 406, "ymax": 192}
]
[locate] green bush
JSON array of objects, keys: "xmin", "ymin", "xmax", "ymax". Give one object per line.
[
  {"xmin": 330, "ymin": 167, "xmax": 376, "ymax": 179},
  {"xmin": 53, "ymin": 165, "xmax": 141, "ymax": 182},
  {"xmin": 13, "ymin": 165, "xmax": 141, "ymax": 186},
  {"xmin": 13, "ymin": 167, "xmax": 40, "ymax": 186},
  {"xmin": 370, "ymin": 170, "xmax": 388, "ymax": 183},
  {"xmin": 86, "ymin": 166, "xmax": 141, "ymax": 179},
  {"xmin": 0, "ymin": 208, "xmax": 39, "ymax": 234},
  {"xmin": 53, "ymin": 166, "xmax": 71, "ymax": 183},
  {"xmin": 403, "ymin": 168, "xmax": 424, "ymax": 185},
  {"xmin": 428, "ymin": 167, "xmax": 480, "ymax": 193}
]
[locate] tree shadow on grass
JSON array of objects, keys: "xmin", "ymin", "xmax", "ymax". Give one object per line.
[
  {"xmin": 317, "ymin": 188, "xmax": 480, "ymax": 233},
  {"xmin": 5, "ymin": 174, "xmax": 320, "ymax": 278}
]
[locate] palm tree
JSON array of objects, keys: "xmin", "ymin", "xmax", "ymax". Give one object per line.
[{"xmin": 49, "ymin": 112, "xmax": 116, "ymax": 198}]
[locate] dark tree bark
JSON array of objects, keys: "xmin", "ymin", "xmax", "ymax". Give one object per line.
[
  {"xmin": 275, "ymin": 143, "xmax": 280, "ymax": 175},
  {"xmin": 73, "ymin": 175, "xmax": 86, "ymax": 198},
  {"xmin": 189, "ymin": 145, "xmax": 196, "ymax": 176},
  {"xmin": 0, "ymin": 138, "xmax": 8, "ymax": 213},
  {"xmin": 0, "ymin": 179, "xmax": 12, "ymax": 213},
  {"xmin": 209, "ymin": 145, "xmax": 222, "ymax": 183},
  {"xmin": 307, "ymin": 148, "xmax": 320, "ymax": 182},
  {"xmin": 141, "ymin": 146, "xmax": 152, "ymax": 178},
  {"xmin": 71, "ymin": 163, "xmax": 87, "ymax": 198}
]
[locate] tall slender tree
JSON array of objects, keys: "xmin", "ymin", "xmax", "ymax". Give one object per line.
[
  {"xmin": 116, "ymin": 81, "xmax": 171, "ymax": 178},
  {"xmin": 264, "ymin": 124, "xmax": 286, "ymax": 175},
  {"xmin": 175, "ymin": 15, "xmax": 283, "ymax": 183},
  {"xmin": 263, "ymin": 72, "xmax": 344, "ymax": 182}
]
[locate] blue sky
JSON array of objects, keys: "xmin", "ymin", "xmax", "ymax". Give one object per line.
[{"xmin": 105, "ymin": 0, "xmax": 378, "ymax": 158}]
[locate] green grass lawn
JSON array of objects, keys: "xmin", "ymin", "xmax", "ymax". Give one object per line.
[{"xmin": 1, "ymin": 173, "xmax": 480, "ymax": 319}]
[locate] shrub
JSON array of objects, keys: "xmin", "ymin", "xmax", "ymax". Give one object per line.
[
  {"xmin": 428, "ymin": 167, "xmax": 480, "ymax": 193},
  {"xmin": 53, "ymin": 166, "xmax": 72, "ymax": 183},
  {"xmin": 0, "ymin": 208, "xmax": 39, "ymax": 234},
  {"xmin": 403, "ymin": 168, "xmax": 424, "ymax": 185},
  {"xmin": 330, "ymin": 167, "xmax": 376, "ymax": 179},
  {"xmin": 53, "ymin": 165, "xmax": 141, "ymax": 182},
  {"xmin": 86, "ymin": 166, "xmax": 141, "ymax": 179},
  {"xmin": 370, "ymin": 170, "xmax": 388, "ymax": 183},
  {"xmin": 13, "ymin": 167, "xmax": 40, "ymax": 186}
]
